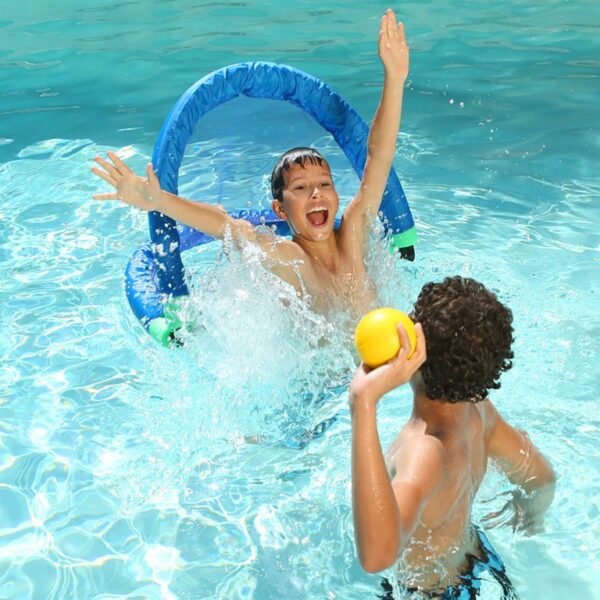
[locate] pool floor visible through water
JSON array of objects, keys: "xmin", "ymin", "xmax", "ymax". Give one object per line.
[{"xmin": 1, "ymin": 1, "xmax": 599, "ymax": 598}]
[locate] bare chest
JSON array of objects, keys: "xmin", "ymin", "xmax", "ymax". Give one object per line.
[{"xmin": 304, "ymin": 258, "xmax": 375, "ymax": 316}]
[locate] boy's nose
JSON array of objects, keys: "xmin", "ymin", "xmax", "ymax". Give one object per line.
[{"xmin": 311, "ymin": 186, "xmax": 322, "ymax": 197}]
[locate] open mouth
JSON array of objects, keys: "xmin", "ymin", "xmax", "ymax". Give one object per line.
[{"xmin": 306, "ymin": 207, "xmax": 329, "ymax": 227}]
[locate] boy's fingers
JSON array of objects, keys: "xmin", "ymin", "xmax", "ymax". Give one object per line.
[
  {"xmin": 386, "ymin": 330, "xmax": 409, "ymax": 369},
  {"xmin": 397, "ymin": 22, "xmax": 406, "ymax": 43},
  {"xmin": 107, "ymin": 150, "xmax": 132, "ymax": 174},
  {"xmin": 387, "ymin": 9, "xmax": 397, "ymax": 36},
  {"xmin": 396, "ymin": 323, "xmax": 411, "ymax": 357},
  {"xmin": 404, "ymin": 324, "xmax": 426, "ymax": 368},
  {"xmin": 92, "ymin": 192, "xmax": 119, "ymax": 201},
  {"xmin": 360, "ymin": 361, "xmax": 374, "ymax": 375},
  {"xmin": 394, "ymin": 344, "xmax": 408, "ymax": 364},
  {"xmin": 91, "ymin": 167, "xmax": 116, "ymax": 187},
  {"xmin": 414, "ymin": 323, "xmax": 427, "ymax": 360},
  {"xmin": 146, "ymin": 163, "xmax": 160, "ymax": 188},
  {"xmin": 93, "ymin": 156, "xmax": 119, "ymax": 179},
  {"xmin": 383, "ymin": 12, "xmax": 391, "ymax": 37}
]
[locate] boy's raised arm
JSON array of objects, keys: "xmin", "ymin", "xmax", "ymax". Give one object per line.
[
  {"xmin": 349, "ymin": 324, "xmax": 436, "ymax": 573},
  {"xmin": 91, "ymin": 151, "xmax": 290, "ymax": 260},
  {"xmin": 343, "ymin": 9, "xmax": 409, "ymax": 231}
]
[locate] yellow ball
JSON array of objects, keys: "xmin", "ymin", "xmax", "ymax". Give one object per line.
[{"xmin": 354, "ymin": 308, "xmax": 417, "ymax": 368}]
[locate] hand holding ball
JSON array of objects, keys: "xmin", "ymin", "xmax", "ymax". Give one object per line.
[{"xmin": 354, "ymin": 308, "xmax": 417, "ymax": 368}]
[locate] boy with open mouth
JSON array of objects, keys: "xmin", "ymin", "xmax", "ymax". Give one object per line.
[{"xmin": 92, "ymin": 9, "xmax": 409, "ymax": 318}]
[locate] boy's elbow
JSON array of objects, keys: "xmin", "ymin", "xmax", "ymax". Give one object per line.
[
  {"xmin": 525, "ymin": 458, "xmax": 557, "ymax": 496},
  {"xmin": 537, "ymin": 457, "xmax": 557, "ymax": 488},
  {"xmin": 360, "ymin": 554, "xmax": 396, "ymax": 574},
  {"xmin": 546, "ymin": 464, "xmax": 557, "ymax": 487},
  {"xmin": 358, "ymin": 543, "xmax": 400, "ymax": 573}
]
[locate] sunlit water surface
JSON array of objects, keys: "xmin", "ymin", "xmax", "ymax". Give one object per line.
[{"xmin": 1, "ymin": 1, "xmax": 599, "ymax": 599}]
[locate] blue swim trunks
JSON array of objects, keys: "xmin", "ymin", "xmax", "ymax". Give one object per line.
[{"xmin": 379, "ymin": 528, "xmax": 518, "ymax": 599}]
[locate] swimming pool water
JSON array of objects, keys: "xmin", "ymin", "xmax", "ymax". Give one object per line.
[{"xmin": 1, "ymin": 1, "xmax": 599, "ymax": 598}]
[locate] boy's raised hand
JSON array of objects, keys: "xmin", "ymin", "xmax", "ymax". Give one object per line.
[
  {"xmin": 349, "ymin": 322, "xmax": 426, "ymax": 412},
  {"xmin": 378, "ymin": 8, "xmax": 409, "ymax": 82},
  {"xmin": 91, "ymin": 151, "xmax": 162, "ymax": 211}
]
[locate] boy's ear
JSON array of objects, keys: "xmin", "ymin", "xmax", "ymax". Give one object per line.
[{"xmin": 272, "ymin": 199, "xmax": 287, "ymax": 220}]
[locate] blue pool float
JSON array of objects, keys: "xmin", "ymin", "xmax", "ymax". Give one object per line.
[{"xmin": 125, "ymin": 62, "xmax": 417, "ymax": 346}]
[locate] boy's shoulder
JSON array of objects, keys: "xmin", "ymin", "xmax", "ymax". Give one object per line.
[
  {"xmin": 249, "ymin": 227, "xmax": 304, "ymax": 262},
  {"xmin": 479, "ymin": 398, "xmax": 500, "ymax": 432},
  {"xmin": 388, "ymin": 424, "xmax": 445, "ymax": 478}
]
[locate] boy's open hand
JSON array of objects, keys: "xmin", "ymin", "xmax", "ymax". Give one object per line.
[
  {"xmin": 378, "ymin": 9, "xmax": 409, "ymax": 82},
  {"xmin": 349, "ymin": 322, "xmax": 426, "ymax": 412},
  {"xmin": 91, "ymin": 151, "xmax": 162, "ymax": 211}
]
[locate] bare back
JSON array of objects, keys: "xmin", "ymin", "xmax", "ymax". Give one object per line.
[{"xmin": 385, "ymin": 399, "xmax": 497, "ymax": 589}]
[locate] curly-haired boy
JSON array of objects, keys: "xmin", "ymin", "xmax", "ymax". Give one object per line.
[{"xmin": 349, "ymin": 276, "xmax": 555, "ymax": 598}]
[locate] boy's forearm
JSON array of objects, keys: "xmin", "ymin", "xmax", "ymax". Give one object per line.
[
  {"xmin": 351, "ymin": 399, "xmax": 401, "ymax": 573},
  {"xmin": 155, "ymin": 190, "xmax": 231, "ymax": 239},
  {"xmin": 512, "ymin": 480, "xmax": 555, "ymax": 534},
  {"xmin": 522, "ymin": 459, "xmax": 556, "ymax": 520},
  {"xmin": 525, "ymin": 481, "xmax": 555, "ymax": 514},
  {"xmin": 352, "ymin": 73, "xmax": 406, "ymax": 222},
  {"xmin": 367, "ymin": 74, "xmax": 405, "ymax": 164}
]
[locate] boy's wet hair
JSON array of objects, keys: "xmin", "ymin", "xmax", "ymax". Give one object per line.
[
  {"xmin": 270, "ymin": 147, "xmax": 329, "ymax": 201},
  {"xmin": 412, "ymin": 276, "xmax": 514, "ymax": 403}
]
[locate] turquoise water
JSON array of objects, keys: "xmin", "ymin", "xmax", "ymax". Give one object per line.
[{"xmin": 1, "ymin": 1, "xmax": 599, "ymax": 598}]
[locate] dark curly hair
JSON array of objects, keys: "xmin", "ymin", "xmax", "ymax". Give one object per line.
[
  {"xmin": 411, "ymin": 276, "xmax": 514, "ymax": 403},
  {"xmin": 271, "ymin": 147, "xmax": 329, "ymax": 201}
]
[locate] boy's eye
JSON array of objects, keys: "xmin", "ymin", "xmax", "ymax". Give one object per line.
[
  {"xmin": 321, "ymin": 182, "xmax": 330, "ymax": 187},
  {"xmin": 294, "ymin": 185, "xmax": 306, "ymax": 191}
]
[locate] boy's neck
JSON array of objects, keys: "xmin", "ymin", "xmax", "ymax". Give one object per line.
[{"xmin": 410, "ymin": 376, "xmax": 478, "ymax": 424}]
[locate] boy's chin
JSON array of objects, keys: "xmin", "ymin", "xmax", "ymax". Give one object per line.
[
  {"xmin": 295, "ymin": 227, "xmax": 333, "ymax": 243},
  {"xmin": 310, "ymin": 229, "xmax": 334, "ymax": 243}
]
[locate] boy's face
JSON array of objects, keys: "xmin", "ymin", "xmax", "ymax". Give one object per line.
[{"xmin": 272, "ymin": 162, "xmax": 339, "ymax": 243}]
